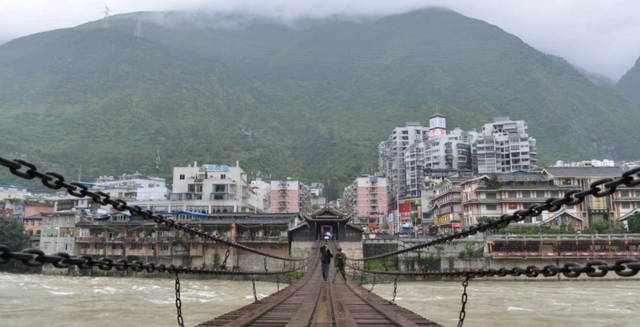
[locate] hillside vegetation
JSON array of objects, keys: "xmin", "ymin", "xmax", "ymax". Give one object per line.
[{"xmin": 1, "ymin": 9, "xmax": 639, "ymax": 198}]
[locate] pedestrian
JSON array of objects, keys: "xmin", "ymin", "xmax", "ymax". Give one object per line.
[
  {"xmin": 320, "ymin": 242, "xmax": 333, "ymax": 281},
  {"xmin": 333, "ymin": 247, "xmax": 347, "ymax": 283}
]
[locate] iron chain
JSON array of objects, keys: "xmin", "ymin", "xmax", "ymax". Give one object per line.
[
  {"xmin": 457, "ymin": 276, "xmax": 471, "ymax": 327},
  {"xmin": 390, "ymin": 276, "xmax": 398, "ymax": 304},
  {"xmin": 350, "ymin": 166, "xmax": 640, "ymax": 261},
  {"xmin": 348, "ymin": 259, "xmax": 640, "ymax": 279},
  {"xmin": 251, "ymin": 276, "xmax": 259, "ymax": 303},
  {"xmin": 0, "ymin": 245, "xmax": 299, "ymax": 276},
  {"xmin": 175, "ymin": 273, "xmax": 185, "ymax": 327},
  {"xmin": 0, "ymin": 157, "xmax": 307, "ymax": 262}
]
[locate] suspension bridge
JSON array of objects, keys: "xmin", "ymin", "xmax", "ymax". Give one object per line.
[{"xmin": 1, "ymin": 157, "xmax": 640, "ymax": 326}]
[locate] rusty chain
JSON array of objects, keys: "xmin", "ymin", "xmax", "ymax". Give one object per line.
[
  {"xmin": 0, "ymin": 245, "xmax": 300, "ymax": 276},
  {"xmin": 348, "ymin": 259, "xmax": 640, "ymax": 278},
  {"xmin": 350, "ymin": 166, "xmax": 640, "ymax": 261},
  {"xmin": 368, "ymin": 274, "xmax": 376, "ymax": 292},
  {"xmin": 175, "ymin": 272, "xmax": 185, "ymax": 327},
  {"xmin": 390, "ymin": 276, "xmax": 398, "ymax": 304},
  {"xmin": 251, "ymin": 276, "xmax": 258, "ymax": 303},
  {"xmin": 457, "ymin": 276, "xmax": 471, "ymax": 327},
  {"xmin": 0, "ymin": 157, "xmax": 308, "ymax": 262}
]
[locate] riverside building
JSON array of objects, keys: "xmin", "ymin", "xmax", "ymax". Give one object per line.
[{"xmin": 131, "ymin": 162, "xmax": 265, "ymax": 214}]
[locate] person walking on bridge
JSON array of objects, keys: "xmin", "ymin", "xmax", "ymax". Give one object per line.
[
  {"xmin": 320, "ymin": 242, "xmax": 333, "ymax": 281},
  {"xmin": 333, "ymin": 247, "xmax": 347, "ymax": 283}
]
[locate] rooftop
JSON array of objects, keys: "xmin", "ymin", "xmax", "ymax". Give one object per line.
[{"xmin": 544, "ymin": 166, "xmax": 625, "ymax": 178}]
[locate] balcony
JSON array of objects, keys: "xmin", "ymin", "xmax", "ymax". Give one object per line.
[{"xmin": 170, "ymin": 193, "xmax": 202, "ymax": 201}]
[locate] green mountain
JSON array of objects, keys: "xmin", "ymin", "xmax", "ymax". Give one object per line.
[
  {"xmin": 1, "ymin": 8, "xmax": 639, "ymax": 198},
  {"xmin": 617, "ymin": 56, "xmax": 640, "ymax": 105}
]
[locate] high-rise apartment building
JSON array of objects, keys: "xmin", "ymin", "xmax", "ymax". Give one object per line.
[
  {"xmin": 380, "ymin": 122, "xmax": 429, "ymax": 198},
  {"xmin": 269, "ymin": 180, "xmax": 311, "ymax": 214},
  {"xmin": 474, "ymin": 117, "xmax": 537, "ymax": 174},
  {"xmin": 341, "ymin": 176, "xmax": 388, "ymax": 229}
]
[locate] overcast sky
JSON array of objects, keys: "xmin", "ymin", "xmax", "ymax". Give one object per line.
[{"xmin": 1, "ymin": 0, "xmax": 639, "ymax": 80}]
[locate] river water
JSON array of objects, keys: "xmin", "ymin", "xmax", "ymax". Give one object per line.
[{"xmin": 1, "ymin": 272, "xmax": 638, "ymax": 327}]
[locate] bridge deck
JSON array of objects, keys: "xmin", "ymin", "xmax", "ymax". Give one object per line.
[{"xmin": 198, "ymin": 261, "xmax": 441, "ymax": 327}]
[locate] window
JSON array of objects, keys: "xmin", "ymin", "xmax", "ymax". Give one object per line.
[
  {"xmin": 485, "ymin": 204, "xmax": 497, "ymax": 211},
  {"xmin": 179, "ymin": 174, "xmax": 185, "ymax": 180},
  {"xmin": 221, "ymin": 174, "xmax": 226, "ymax": 179}
]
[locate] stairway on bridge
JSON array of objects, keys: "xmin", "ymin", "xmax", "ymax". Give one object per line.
[{"xmin": 199, "ymin": 245, "xmax": 441, "ymax": 327}]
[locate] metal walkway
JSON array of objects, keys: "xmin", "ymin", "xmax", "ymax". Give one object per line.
[{"xmin": 198, "ymin": 254, "xmax": 441, "ymax": 327}]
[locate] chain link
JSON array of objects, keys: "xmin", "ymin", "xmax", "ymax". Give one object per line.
[
  {"xmin": 0, "ymin": 245, "xmax": 300, "ymax": 276},
  {"xmin": 390, "ymin": 276, "xmax": 398, "ymax": 304},
  {"xmin": 251, "ymin": 275, "xmax": 259, "ymax": 303},
  {"xmin": 175, "ymin": 272, "xmax": 185, "ymax": 327},
  {"xmin": 347, "ymin": 259, "xmax": 640, "ymax": 279},
  {"xmin": 0, "ymin": 157, "xmax": 308, "ymax": 262},
  {"xmin": 368, "ymin": 274, "xmax": 376, "ymax": 292},
  {"xmin": 457, "ymin": 276, "xmax": 471, "ymax": 327}
]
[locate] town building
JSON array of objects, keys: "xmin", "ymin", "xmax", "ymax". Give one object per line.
[
  {"xmin": 379, "ymin": 122, "xmax": 429, "ymax": 199},
  {"xmin": 474, "ymin": 117, "xmax": 537, "ymax": 174},
  {"xmin": 0, "ymin": 185, "xmax": 28, "ymax": 201},
  {"xmin": 249, "ymin": 179, "xmax": 271, "ymax": 213},
  {"xmin": 543, "ymin": 166, "xmax": 640, "ymax": 227},
  {"xmin": 269, "ymin": 180, "xmax": 311, "ymax": 214},
  {"xmin": 308, "ymin": 183, "xmax": 327, "ymax": 210},
  {"xmin": 459, "ymin": 172, "xmax": 576, "ymax": 228},
  {"xmin": 553, "ymin": 159, "xmax": 616, "ymax": 168},
  {"xmin": 75, "ymin": 211, "xmax": 297, "ymax": 271},
  {"xmin": 424, "ymin": 127, "xmax": 473, "ymax": 178},
  {"xmin": 39, "ymin": 212, "xmax": 81, "ymax": 254},
  {"xmin": 341, "ymin": 176, "xmax": 388, "ymax": 231},
  {"xmin": 88, "ymin": 173, "xmax": 168, "ymax": 201},
  {"xmin": 431, "ymin": 177, "xmax": 465, "ymax": 233},
  {"xmin": 133, "ymin": 162, "xmax": 264, "ymax": 214}
]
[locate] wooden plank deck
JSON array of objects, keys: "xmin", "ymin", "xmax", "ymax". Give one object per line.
[{"xmin": 197, "ymin": 261, "xmax": 441, "ymax": 327}]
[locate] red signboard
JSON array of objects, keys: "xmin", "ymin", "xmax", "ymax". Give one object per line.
[{"xmin": 399, "ymin": 203, "xmax": 412, "ymax": 217}]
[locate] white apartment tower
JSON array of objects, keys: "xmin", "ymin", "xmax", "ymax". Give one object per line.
[
  {"xmin": 474, "ymin": 117, "xmax": 538, "ymax": 174},
  {"xmin": 380, "ymin": 122, "xmax": 429, "ymax": 198}
]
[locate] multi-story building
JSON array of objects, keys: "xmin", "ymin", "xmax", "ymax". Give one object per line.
[
  {"xmin": 269, "ymin": 180, "xmax": 311, "ymax": 214},
  {"xmin": 75, "ymin": 212, "xmax": 296, "ymax": 271},
  {"xmin": 39, "ymin": 212, "xmax": 81, "ymax": 254},
  {"xmin": 474, "ymin": 117, "xmax": 537, "ymax": 174},
  {"xmin": 249, "ymin": 179, "xmax": 271, "ymax": 213},
  {"xmin": 424, "ymin": 127, "xmax": 473, "ymax": 178},
  {"xmin": 459, "ymin": 172, "xmax": 576, "ymax": 228},
  {"xmin": 431, "ymin": 178, "xmax": 464, "ymax": 233},
  {"xmin": 132, "ymin": 162, "xmax": 263, "ymax": 214},
  {"xmin": 308, "ymin": 183, "xmax": 326, "ymax": 209},
  {"xmin": 380, "ymin": 122, "xmax": 429, "ymax": 199},
  {"xmin": 346, "ymin": 176, "xmax": 388, "ymax": 230},
  {"xmin": 89, "ymin": 173, "xmax": 168, "ymax": 201},
  {"xmin": 543, "ymin": 166, "xmax": 640, "ymax": 227}
]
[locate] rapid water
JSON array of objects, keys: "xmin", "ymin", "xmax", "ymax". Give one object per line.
[{"xmin": 1, "ymin": 273, "xmax": 638, "ymax": 326}]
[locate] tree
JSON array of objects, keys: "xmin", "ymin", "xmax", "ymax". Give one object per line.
[
  {"xmin": 0, "ymin": 219, "xmax": 33, "ymax": 273},
  {"xmin": 0, "ymin": 219, "xmax": 29, "ymax": 251},
  {"xmin": 627, "ymin": 214, "xmax": 640, "ymax": 233}
]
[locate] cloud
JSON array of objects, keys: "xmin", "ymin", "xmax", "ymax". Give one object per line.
[{"xmin": 1, "ymin": 0, "xmax": 639, "ymax": 80}]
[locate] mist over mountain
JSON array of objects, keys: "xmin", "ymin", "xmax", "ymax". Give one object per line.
[
  {"xmin": 617, "ymin": 56, "xmax": 640, "ymax": 105},
  {"xmin": 1, "ymin": 8, "xmax": 639, "ymax": 198}
]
